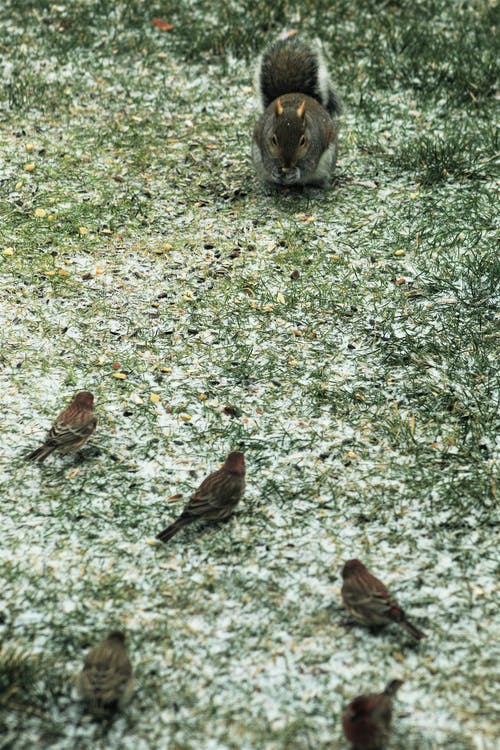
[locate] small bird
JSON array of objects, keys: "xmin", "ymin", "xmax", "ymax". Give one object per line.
[
  {"xmin": 342, "ymin": 679, "xmax": 404, "ymax": 750},
  {"xmin": 25, "ymin": 391, "xmax": 97, "ymax": 463},
  {"xmin": 156, "ymin": 451, "xmax": 246, "ymax": 543},
  {"xmin": 76, "ymin": 630, "xmax": 134, "ymax": 716},
  {"xmin": 341, "ymin": 559, "xmax": 426, "ymax": 640}
]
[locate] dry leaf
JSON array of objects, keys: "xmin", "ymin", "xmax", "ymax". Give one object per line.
[
  {"xmin": 152, "ymin": 17, "xmax": 174, "ymax": 31},
  {"xmin": 167, "ymin": 493, "xmax": 183, "ymax": 502}
]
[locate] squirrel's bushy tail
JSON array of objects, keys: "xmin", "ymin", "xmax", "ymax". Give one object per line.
[{"xmin": 258, "ymin": 37, "xmax": 341, "ymax": 116}]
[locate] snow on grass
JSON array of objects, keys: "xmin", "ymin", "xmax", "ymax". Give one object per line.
[{"xmin": 0, "ymin": 1, "xmax": 498, "ymax": 748}]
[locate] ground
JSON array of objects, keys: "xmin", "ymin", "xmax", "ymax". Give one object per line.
[{"xmin": 0, "ymin": 1, "xmax": 498, "ymax": 749}]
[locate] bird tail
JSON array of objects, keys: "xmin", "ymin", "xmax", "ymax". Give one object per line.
[
  {"xmin": 384, "ymin": 679, "xmax": 404, "ymax": 697},
  {"xmin": 24, "ymin": 444, "xmax": 55, "ymax": 463},
  {"xmin": 401, "ymin": 617, "xmax": 426, "ymax": 641},
  {"xmin": 156, "ymin": 516, "xmax": 192, "ymax": 543}
]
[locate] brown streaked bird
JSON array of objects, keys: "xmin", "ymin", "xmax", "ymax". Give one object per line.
[
  {"xmin": 77, "ymin": 630, "xmax": 134, "ymax": 716},
  {"xmin": 25, "ymin": 391, "xmax": 97, "ymax": 463},
  {"xmin": 342, "ymin": 679, "xmax": 404, "ymax": 750},
  {"xmin": 156, "ymin": 451, "xmax": 246, "ymax": 543},
  {"xmin": 341, "ymin": 559, "xmax": 426, "ymax": 640}
]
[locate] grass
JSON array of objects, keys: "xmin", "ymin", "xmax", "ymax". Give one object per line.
[{"xmin": 0, "ymin": 0, "xmax": 498, "ymax": 748}]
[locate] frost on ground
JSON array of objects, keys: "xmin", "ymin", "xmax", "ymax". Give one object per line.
[{"xmin": 0, "ymin": 2, "xmax": 498, "ymax": 749}]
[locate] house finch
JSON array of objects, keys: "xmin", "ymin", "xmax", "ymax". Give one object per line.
[
  {"xmin": 156, "ymin": 451, "xmax": 246, "ymax": 543},
  {"xmin": 341, "ymin": 559, "xmax": 426, "ymax": 640},
  {"xmin": 76, "ymin": 630, "xmax": 134, "ymax": 716},
  {"xmin": 25, "ymin": 391, "xmax": 97, "ymax": 463},
  {"xmin": 342, "ymin": 679, "xmax": 403, "ymax": 750}
]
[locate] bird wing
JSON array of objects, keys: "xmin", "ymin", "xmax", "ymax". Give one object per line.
[
  {"xmin": 345, "ymin": 589, "xmax": 392, "ymax": 619},
  {"xmin": 47, "ymin": 416, "xmax": 96, "ymax": 447},
  {"xmin": 184, "ymin": 493, "xmax": 223, "ymax": 519},
  {"xmin": 343, "ymin": 570, "xmax": 397, "ymax": 623},
  {"xmin": 182, "ymin": 471, "xmax": 243, "ymax": 521},
  {"xmin": 184, "ymin": 471, "xmax": 224, "ymax": 516},
  {"xmin": 372, "ymin": 693, "xmax": 393, "ymax": 728}
]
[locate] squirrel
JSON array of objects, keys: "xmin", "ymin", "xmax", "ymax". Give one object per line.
[{"xmin": 252, "ymin": 36, "xmax": 341, "ymax": 188}]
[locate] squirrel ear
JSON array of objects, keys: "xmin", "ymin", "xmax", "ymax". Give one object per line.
[
  {"xmin": 275, "ymin": 98, "xmax": 284, "ymax": 117},
  {"xmin": 296, "ymin": 100, "xmax": 306, "ymax": 120}
]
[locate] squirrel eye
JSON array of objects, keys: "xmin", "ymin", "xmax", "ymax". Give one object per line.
[
  {"xmin": 299, "ymin": 134, "xmax": 306, "ymax": 147},
  {"xmin": 271, "ymin": 134, "xmax": 278, "ymax": 147}
]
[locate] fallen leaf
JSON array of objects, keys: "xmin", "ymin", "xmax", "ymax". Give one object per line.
[
  {"xmin": 152, "ymin": 17, "xmax": 174, "ymax": 31},
  {"xmin": 167, "ymin": 493, "xmax": 183, "ymax": 502}
]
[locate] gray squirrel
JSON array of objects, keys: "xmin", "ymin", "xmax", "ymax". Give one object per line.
[{"xmin": 252, "ymin": 37, "xmax": 341, "ymax": 188}]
